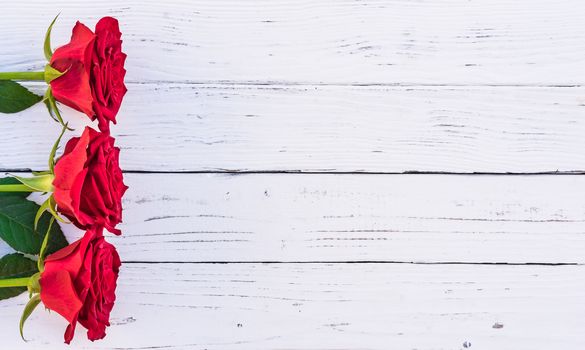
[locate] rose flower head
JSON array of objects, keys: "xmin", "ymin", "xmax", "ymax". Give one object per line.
[
  {"xmin": 39, "ymin": 227, "xmax": 121, "ymax": 343},
  {"xmin": 53, "ymin": 126, "xmax": 127, "ymax": 234},
  {"xmin": 49, "ymin": 17, "xmax": 127, "ymax": 132}
]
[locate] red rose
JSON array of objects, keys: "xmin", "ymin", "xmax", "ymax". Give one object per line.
[
  {"xmin": 50, "ymin": 17, "xmax": 127, "ymax": 132},
  {"xmin": 53, "ymin": 126, "xmax": 127, "ymax": 234},
  {"xmin": 39, "ymin": 228, "xmax": 121, "ymax": 344}
]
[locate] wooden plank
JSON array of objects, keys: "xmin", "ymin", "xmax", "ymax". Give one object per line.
[
  {"xmin": 1, "ymin": 263, "xmax": 583, "ymax": 349},
  {"xmin": 0, "ymin": 173, "xmax": 573, "ymax": 264},
  {"xmin": 0, "ymin": 1, "xmax": 584, "ymax": 85},
  {"xmin": 1, "ymin": 84, "xmax": 584, "ymax": 173}
]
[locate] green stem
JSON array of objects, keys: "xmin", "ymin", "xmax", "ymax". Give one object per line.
[
  {"xmin": 0, "ymin": 184, "xmax": 37, "ymax": 192},
  {"xmin": 0, "ymin": 277, "xmax": 31, "ymax": 288},
  {"xmin": 0, "ymin": 72, "xmax": 45, "ymax": 81}
]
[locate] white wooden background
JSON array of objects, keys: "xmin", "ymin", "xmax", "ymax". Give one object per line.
[{"xmin": 1, "ymin": 1, "xmax": 584, "ymax": 349}]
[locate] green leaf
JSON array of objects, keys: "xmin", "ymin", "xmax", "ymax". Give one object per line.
[
  {"xmin": 0, "ymin": 80, "xmax": 42, "ymax": 114},
  {"xmin": 0, "ymin": 253, "xmax": 38, "ymax": 301},
  {"xmin": 0, "ymin": 177, "xmax": 68, "ymax": 255}
]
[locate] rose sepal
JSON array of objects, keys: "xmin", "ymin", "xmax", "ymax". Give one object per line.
[
  {"xmin": 12, "ymin": 174, "xmax": 54, "ymax": 193},
  {"xmin": 20, "ymin": 294, "xmax": 41, "ymax": 341},
  {"xmin": 44, "ymin": 14, "xmax": 59, "ymax": 61},
  {"xmin": 43, "ymin": 88, "xmax": 73, "ymax": 130},
  {"xmin": 35, "ymin": 196, "xmax": 68, "ymax": 231},
  {"xmin": 27, "ymin": 272, "xmax": 41, "ymax": 296},
  {"xmin": 44, "ymin": 64, "xmax": 66, "ymax": 84},
  {"xmin": 19, "ymin": 216, "xmax": 56, "ymax": 341}
]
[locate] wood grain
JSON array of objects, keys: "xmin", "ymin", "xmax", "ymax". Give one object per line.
[
  {"xmin": 9, "ymin": 173, "xmax": 576, "ymax": 264},
  {"xmin": 1, "ymin": 263, "xmax": 583, "ymax": 349},
  {"xmin": 0, "ymin": 2, "xmax": 583, "ymax": 348},
  {"xmin": 1, "ymin": 84, "xmax": 584, "ymax": 173},
  {"xmin": 1, "ymin": 0, "xmax": 584, "ymax": 85}
]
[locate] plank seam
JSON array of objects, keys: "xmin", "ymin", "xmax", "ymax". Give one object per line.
[
  {"xmin": 4, "ymin": 170, "xmax": 585, "ymax": 176},
  {"xmin": 122, "ymin": 261, "xmax": 583, "ymax": 266}
]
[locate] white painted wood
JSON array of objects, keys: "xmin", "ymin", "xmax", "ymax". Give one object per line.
[
  {"xmin": 1, "ymin": 0, "xmax": 584, "ymax": 85},
  {"xmin": 4, "ymin": 173, "xmax": 573, "ymax": 264},
  {"xmin": 1, "ymin": 263, "xmax": 584, "ymax": 349},
  {"xmin": 1, "ymin": 85, "xmax": 584, "ymax": 172},
  {"xmin": 0, "ymin": 1, "xmax": 583, "ymax": 348},
  {"xmin": 2, "ymin": 172, "xmax": 583, "ymax": 264}
]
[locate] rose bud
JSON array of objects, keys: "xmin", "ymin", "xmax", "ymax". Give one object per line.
[
  {"xmin": 53, "ymin": 126, "xmax": 127, "ymax": 234},
  {"xmin": 50, "ymin": 16, "xmax": 127, "ymax": 132},
  {"xmin": 39, "ymin": 227, "xmax": 121, "ymax": 343}
]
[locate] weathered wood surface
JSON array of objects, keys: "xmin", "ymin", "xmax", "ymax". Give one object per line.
[
  {"xmin": 2, "ymin": 263, "xmax": 584, "ymax": 349},
  {"xmin": 1, "ymin": 1, "xmax": 584, "ymax": 85},
  {"xmin": 0, "ymin": 85, "xmax": 584, "ymax": 173},
  {"xmin": 110, "ymin": 173, "xmax": 585, "ymax": 264},
  {"xmin": 2, "ymin": 172, "xmax": 583, "ymax": 264},
  {"xmin": 0, "ymin": 1, "xmax": 583, "ymax": 349}
]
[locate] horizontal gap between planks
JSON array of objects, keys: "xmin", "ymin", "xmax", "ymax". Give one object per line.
[
  {"xmin": 123, "ymin": 170, "xmax": 585, "ymax": 176},
  {"xmin": 4, "ymin": 170, "xmax": 585, "ymax": 176},
  {"xmin": 122, "ymin": 261, "xmax": 582, "ymax": 266}
]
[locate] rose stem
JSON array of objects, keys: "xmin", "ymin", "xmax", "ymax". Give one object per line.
[
  {"xmin": 0, "ymin": 184, "xmax": 37, "ymax": 192},
  {"xmin": 0, "ymin": 277, "xmax": 31, "ymax": 288},
  {"xmin": 0, "ymin": 72, "xmax": 45, "ymax": 81}
]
